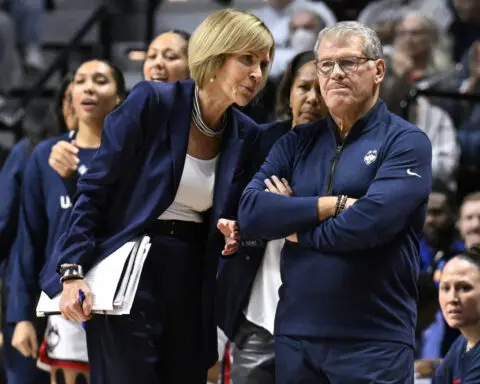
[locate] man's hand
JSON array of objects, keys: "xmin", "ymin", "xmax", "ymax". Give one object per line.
[
  {"xmin": 11, "ymin": 321, "xmax": 38, "ymax": 359},
  {"xmin": 264, "ymin": 176, "xmax": 293, "ymax": 196},
  {"xmin": 48, "ymin": 140, "xmax": 80, "ymax": 178},
  {"xmin": 217, "ymin": 219, "xmax": 240, "ymax": 256}
]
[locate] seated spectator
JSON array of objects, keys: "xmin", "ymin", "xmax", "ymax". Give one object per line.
[
  {"xmin": 357, "ymin": 0, "xmax": 407, "ymax": 46},
  {"xmin": 382, "ymin": 83, "xmax": 460, "ymax": 189},
  {"xmin": 269, "ymin": 9, "xmax": 326, "ymax": 81},
  {"xmin": 457, "ymin": 192, "xmax": 480, "ymax": 250},
  {"xmin": 432, "ymin": 251, "xmax": 480, "ymax": 383},
  {"xmin": 251, "ymin": 0, "xmax": 336, "ymax": 78},
  {"xmin": 388, "ymin": 12, "xmax": 451, "ymax": 83},
  {"xmin": 411, "ymin": 97, "xmax": 459, "ymax": 190},
  {"xmin": 382, "ymin": 13, "xmax": 459, "ymax": 127},
  {"xmin": 358, "ymin": 0, "xmax": 453, "ymax": 46},
  {"xmin": 448, "ymin": 0, "xmax": 480, "ymax": 62},
  {"xmin": 289, "ymin": 9, "xmax": 324, "ymax": 53},
  {"xmin": 421, "ymin": 180, "xmax": 463, "ymax": 276}
]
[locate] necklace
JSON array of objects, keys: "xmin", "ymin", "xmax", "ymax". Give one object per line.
[{"xmin": 192, "ymin": 85, "xmax": 226, "ymax": 138}]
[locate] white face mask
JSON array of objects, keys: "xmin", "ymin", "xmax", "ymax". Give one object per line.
[{"xmin": 290, "ymin": 28, "xmax": 317, "ymax": 52}]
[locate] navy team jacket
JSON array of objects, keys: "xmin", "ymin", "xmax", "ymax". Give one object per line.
[
  {"xmin": 7, "ymin": 132, "xmax": 96, "ymax": 324},
  {"xmin": 433, "ymin": 335, "xmax": 480, "ymax": 384},
  {"xmin": 239, "ymin": 100, "xmax": 432, "ymax": 347},
  {"xmin": 0, "ymin": 139, "xmax": 30, "ymax": 284},
  {"xmin": 41, "ymin": 79, "xmax": 262, "ymax": 367}
]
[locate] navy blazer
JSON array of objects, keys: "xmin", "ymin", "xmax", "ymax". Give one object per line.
[
  {"xmin": 216, "ymin": 119, "xmax": 291, "ymax": 340},
  {"xmin": 41, "ymin": 79, "xmax": 262, "ymax": 366}
]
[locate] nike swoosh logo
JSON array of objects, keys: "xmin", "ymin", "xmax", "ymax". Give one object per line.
[{"xmin": 407, "ymin": 168, "xmax": 421, "ymax": 178}]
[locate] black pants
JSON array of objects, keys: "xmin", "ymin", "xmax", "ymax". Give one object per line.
[
  {"xmin": 86, "ymin": 228, "xmax": 208, "ymax": 384},
  {"xmin": 230, "ymin": 318, "xmax": 275, "ymax": 384}
]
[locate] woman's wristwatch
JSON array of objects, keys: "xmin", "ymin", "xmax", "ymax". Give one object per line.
[{"xmin": 58, "ymin": 263, "xmax": 84, "ymax": 283}]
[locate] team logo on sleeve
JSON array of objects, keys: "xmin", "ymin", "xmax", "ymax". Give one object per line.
[{"xmin": 364, "ymin": 150, "xmax": 377, "ymax": 165}]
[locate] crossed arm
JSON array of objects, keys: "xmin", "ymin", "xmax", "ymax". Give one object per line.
[
  {"xmin": 217, "ymin": 131, "xmax": 356, "ymax": 248},
  {"xmin": 236, "ymin": 129, "xmax": 432, "ymax": 251}
]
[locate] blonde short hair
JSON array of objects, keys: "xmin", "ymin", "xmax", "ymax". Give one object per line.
[{"xmin": 188, "ymin": 8, "xmax": 274, "ymax": 89}]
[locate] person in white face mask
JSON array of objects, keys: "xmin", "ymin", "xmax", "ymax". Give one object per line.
[
  {"xmin": 289, "ymin": 10, "xmax": 324, "ymax": 52},
  {"xmin": 252, "ymin": 1, "xmax": 332, "ymax": 79}
]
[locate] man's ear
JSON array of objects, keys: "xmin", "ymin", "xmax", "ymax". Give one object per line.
[{"xmin": 374, "ymin": 59, "xmax": 386, "ymax": 85}]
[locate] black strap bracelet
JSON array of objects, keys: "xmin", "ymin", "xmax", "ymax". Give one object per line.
[
  {"xmin": 338, "ymin": 195, "xmax": 348, "ymax": 214},
  {"xmin": 60, "ymin": 274, "xmax": 84, "ymax": 283},
  {"xmin": 58, "ymin": 264, "xmax": 84, "ymax": 284},
  {"xmin": 334, "ymin": 195, "xmax": 344, "ymax": 217}
]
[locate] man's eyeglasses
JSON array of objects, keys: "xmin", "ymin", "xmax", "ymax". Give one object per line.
[{"xmin": 315, "ymin": 57, "xmax": 375, "ymax": 77}]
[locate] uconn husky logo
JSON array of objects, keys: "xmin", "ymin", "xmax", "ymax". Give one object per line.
[
  {"xmin": 60, "ymin": 195, "xmax": 72, "ymax": 209},
  {"xmin": 363, "ymin": 150, "xmax": 378, "ymax": 166},
  {"xmin": 78, "ymin": 164, "xmax": 88, "ymax": 176}
]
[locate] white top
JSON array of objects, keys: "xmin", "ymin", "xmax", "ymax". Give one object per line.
[
  {"xmin": 158, "ymin": 154, "xmax": 218, "ymax": 223},
  {"xmin": 244, "ymin": 238, "xmax": 285, "ymax": 335}
]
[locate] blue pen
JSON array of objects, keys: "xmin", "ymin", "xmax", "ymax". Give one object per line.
[{"xmin": 78, "ymin": 289, "xmax": 87, "ymax": 331}]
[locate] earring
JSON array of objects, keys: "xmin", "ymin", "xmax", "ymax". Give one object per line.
[{"xmin": 210, "ymin": 77, "xmax": 215, "ymax": 83}]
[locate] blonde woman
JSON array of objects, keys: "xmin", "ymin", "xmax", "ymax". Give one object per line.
[{"xmin": 42, "ymin": 9, "xmax": 275, "ymax": 384}]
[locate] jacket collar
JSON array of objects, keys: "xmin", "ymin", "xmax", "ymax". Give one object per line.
[{"xmin": 326, "ymin": 99, "xmax": 388, "ymax": 140}]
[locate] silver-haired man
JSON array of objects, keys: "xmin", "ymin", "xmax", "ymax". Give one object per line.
[{"xmin": 239, "ymin": 21, "xmax": 432, "ymax": 383}]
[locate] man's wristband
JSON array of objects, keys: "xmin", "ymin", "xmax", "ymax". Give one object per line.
[{"xmin": 334, "ymin": 195, "xmax": 348, "ymax": 217}]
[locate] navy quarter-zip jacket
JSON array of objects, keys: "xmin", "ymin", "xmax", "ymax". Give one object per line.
[{"xmin": 239, "ymin": 101, "xmax": 432, "ymax": 346}]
